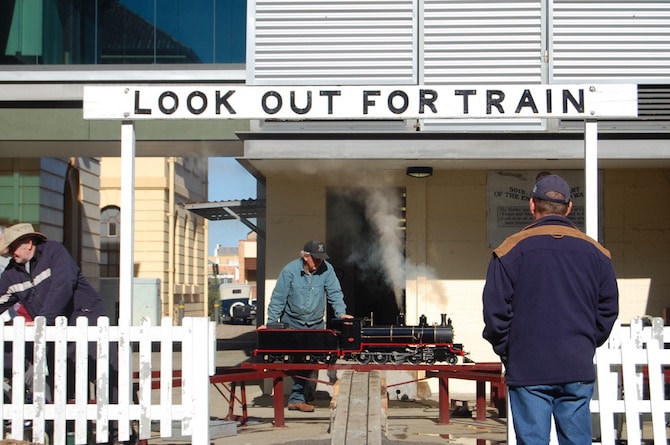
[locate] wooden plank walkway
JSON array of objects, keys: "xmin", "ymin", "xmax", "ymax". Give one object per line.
[{"xmin": 330, "ymin": 370, "xmax": 385, "ymax": 445}]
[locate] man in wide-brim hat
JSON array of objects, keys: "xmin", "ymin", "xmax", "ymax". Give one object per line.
[
  {"xmin": 0, "ymin": 222, "xmax": 128, "ymax": 444},
  {"xmin": 0, "ymin": 223, "xmax": 47, "ymax": 258},
  {"xmin": 0, "ymin": 222, "xmax": 107, "ymax": 325}
]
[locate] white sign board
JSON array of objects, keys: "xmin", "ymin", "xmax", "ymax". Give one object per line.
[{"xmin": 83, "ymin": 84, "xmax": 637, "ymax": 120}]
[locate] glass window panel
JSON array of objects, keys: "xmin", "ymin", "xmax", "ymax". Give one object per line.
[
  {"xmin": 4, "ymin": 0, "xmax": 42, "ymax": 63},
  {"xmin": 155, "ymin": 0, "xmax": 212, "ymax": 63},
  {"xmin": 215, "ymin": 0, "xmax": 246, "ymax": 63},
  {"xmin": 0, "ymin": 0, "xmax": 246, "ymax": 65}
]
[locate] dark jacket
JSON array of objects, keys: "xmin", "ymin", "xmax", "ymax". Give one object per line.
[
  {"xmin": 482, "ymin": 215, "xmax": 619, "ymax": 386},
  {"xmin": 0, "ymin": 240, "xmax": 108, "ymax": 325}
]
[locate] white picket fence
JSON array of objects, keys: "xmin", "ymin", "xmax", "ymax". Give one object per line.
[
  {"xmin": 509, "ymin": 316, "xmax": 670, "ymax": 444},
  {"xmin": 3, "ymin": 315, "xmax": 667, "ymax": 444},
  {"xmin": 0, "ymin": 315, "xmax": 216, "ymax": 445}
]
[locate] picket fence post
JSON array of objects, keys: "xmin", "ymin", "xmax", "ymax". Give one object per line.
[{"xmin": 0, "ymin": 315, "xmax": 215, "ymax": 445}]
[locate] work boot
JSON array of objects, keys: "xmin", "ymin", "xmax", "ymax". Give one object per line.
[{"xmin": 287, "ymin": 402, "xmax": 315, "ymax": 412}]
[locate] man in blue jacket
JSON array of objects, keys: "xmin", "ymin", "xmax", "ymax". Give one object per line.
[
  {"xmin": 482, "ymin": 175, "xmax": 619, "ymax": 445},
  {"xmin": 0, "ymin": 223, "xmax": 108, "ymax": 324},
  {"xmin": 261, "ymin": 240, "xmax": 352, "ymax": 412},
  {"xmin": 0, "ymin": 223, "xmax": 128, "ymax": 444}
]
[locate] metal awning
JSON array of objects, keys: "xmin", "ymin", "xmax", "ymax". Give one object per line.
[{"xmin": 182, "ymin": 199, "xmax": 265, "ymax": 236}]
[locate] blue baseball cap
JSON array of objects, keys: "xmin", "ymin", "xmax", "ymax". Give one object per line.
[{"xmin": 531, "ymin": 174, "xmax": 571, "ymax": 204}]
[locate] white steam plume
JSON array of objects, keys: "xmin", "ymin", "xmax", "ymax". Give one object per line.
[
  {"xmin": 363, "ymin": 188, "xmax": 405, "ymax": 307},
  {"xmin": 338, "ymin": 187, "xmax": 406, "ymax": 310}
]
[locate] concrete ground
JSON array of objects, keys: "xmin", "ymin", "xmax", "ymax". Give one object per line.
[
  {"xmin": 200, "ymin": 388, "xmax": 507, "ymax": 445},
  {"xmin": 146, "ymin": 385, "xmax": 507, "ymax": 445},
  {"xmin": 207, "ymin": 386, "xmax": 507, "ymax": 445},
  {"xmin": 144, "ymin": 323, "xmax": 508, "ymax": 445}
]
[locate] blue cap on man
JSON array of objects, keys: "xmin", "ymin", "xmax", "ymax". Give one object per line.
[{"xmin": 531, "ymin": 174, "xmax": 571, "ymax": 204}]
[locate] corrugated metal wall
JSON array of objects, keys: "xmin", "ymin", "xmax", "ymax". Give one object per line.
[
  {"xmin": 251, "ymin": 0, "xmax": 546, "ymax": 86},
  {"xmin": 252, "ymin": 0, "xmax": 670, "ymax": 84},
  {"xmin": 250, "ymin": 0, "xmax": 670, "ymax": 128},
  {"xmin": 552, "ymin": 1, "xmax": 670, "ymax": 83},
  {"xmin": 250, "ymin": 0, "xmax": 416, "ymax": 85},
  {"xmin": 422, "ymin": 0, "xmax": 544, "ymax": 130},
  {"xmin": 423, "ymin": 0, "xmax": 543, "ymax": 85}
]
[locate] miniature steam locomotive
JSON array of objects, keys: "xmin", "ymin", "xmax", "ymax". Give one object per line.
[{"xmin": 255, "ymin": 314, "xmax": 465, "ymax": 365}]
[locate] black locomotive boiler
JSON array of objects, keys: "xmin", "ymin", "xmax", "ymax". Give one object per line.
[{"xmin": 255, "ymin": 314, "xmax": 465, "ymax": 365}]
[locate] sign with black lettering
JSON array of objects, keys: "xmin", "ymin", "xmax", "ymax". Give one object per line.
[{"xmin": 83, "ymin": 84, "xmax": 637, "ymax": 120}]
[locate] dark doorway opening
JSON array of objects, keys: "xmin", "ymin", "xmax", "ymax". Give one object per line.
[{"xmin": 326, "ymin": 187, "xmax": 406, "ymax": 325}]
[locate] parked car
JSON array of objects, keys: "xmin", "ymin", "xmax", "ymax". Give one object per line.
[{"xmin": 219, "ymin": 283, "xmax": 256, "ymax": 324}]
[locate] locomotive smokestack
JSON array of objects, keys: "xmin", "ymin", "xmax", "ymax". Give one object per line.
[
  {"xmin": 440, "ymin": 313, "xmax": 448, "ymax": 328},
  {"xmin": 397, "ymin": 313, "xmax": 405, "ymax": 326}
]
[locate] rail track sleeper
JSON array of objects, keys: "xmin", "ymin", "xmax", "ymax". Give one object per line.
[{"xmin": 330, "ymin": 370, "xmax": 384, "ymax": 445}]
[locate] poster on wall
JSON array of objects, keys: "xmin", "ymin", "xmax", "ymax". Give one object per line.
[{"xmin": 486, "ymin": 170, "xmax": 601, "ymax": 248}]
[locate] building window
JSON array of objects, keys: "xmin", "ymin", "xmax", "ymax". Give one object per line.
[
  {"xmin": 101, "ymin": 205, "xmax": 120, "ymax": 277},
  {"xmin": 0, "ymin": 0, "xmax": 246, "ymax": 65}
]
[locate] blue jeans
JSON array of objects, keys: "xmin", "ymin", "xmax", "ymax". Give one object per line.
[
  {"xmin": 282, "ymin": 317, "xmax": 323, "ymax": 404},
  {"xmin": 509, "ymin": 382, "xmax": 594, "ymax": 445},
  {"xmin": 288, "ymin": 369, "xmax": 317, "ymax": 404}
]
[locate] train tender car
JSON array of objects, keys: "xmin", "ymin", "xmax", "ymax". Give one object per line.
[
  {"xmin": 255, "ymin": 314, "xmax": 465, "ymax": 365},
  {"xmin": 255, "ymin": 323, "xmax": 341, "ymax": 364}
]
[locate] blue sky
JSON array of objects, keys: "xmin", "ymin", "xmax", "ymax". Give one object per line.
[{"xmin": 207, "ymin": 158, "xmax": 257, "ymax": 253}]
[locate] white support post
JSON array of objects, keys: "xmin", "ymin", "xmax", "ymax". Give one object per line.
[
  {"xmin": 584, "ymin": 120, "xmax": 599, "ymax": 240},
  {"xmin": 120, "ymin": 122, "xmax": 136, "ymax": 326},
  {"xmin": 191, "ymin": 318, "xmax": 212, "ymax": 445}
]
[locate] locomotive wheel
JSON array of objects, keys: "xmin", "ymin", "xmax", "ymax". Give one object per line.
[
  {"xmin": 356, "ymin": 352, "xmax": 371, "ymax": 364},
  {"xmin": 373, "ymin": 352, "xmax": 388, "ymax": 364},
  {"xmin": 446, "ymin": 355, "xmax": 458, "ymax": 365},
  {"xmin": 406, "ymin": 356, "xmax": 422, "ymax": 364}
]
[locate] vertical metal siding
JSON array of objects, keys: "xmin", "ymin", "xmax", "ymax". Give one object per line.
[
  {"xmin": 423, "ymin": 0, "xmax": 543, "ymax": 85},
  {"xmin": 251, "ymin": 0, "xmax": 416, "ymax": 85},
  {"xmin": 422, "ymin": 0, "xmax": 544, "ymax": 131},
  {"xmin": 552, "ymin": 1, "xmax": 670, "ymax": 82}
]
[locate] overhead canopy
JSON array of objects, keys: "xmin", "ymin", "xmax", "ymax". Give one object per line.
[{"xmin": 183, "ymin": 199, "xmax": 265, "ymax": 236}]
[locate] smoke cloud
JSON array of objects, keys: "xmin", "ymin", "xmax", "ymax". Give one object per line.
[
  {"xmin": 333, "ymin": 187, "xmax": 448, "ymax": 316},
  {"xmin": 362, "ymin": 188, "xmax": 405, "ymax": 304}
]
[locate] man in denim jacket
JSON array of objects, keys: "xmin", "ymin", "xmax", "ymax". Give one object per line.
[{"xmin": 261, "ymin": 240, "xmax": 352, "ymax": 412}]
